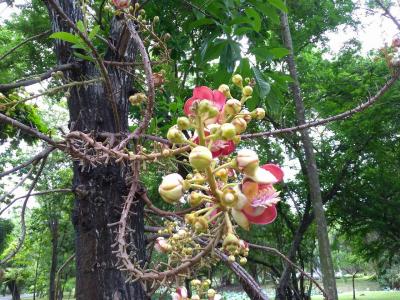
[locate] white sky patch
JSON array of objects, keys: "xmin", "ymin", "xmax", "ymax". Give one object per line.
[{"xmin": 324, "ymin": 2, "xmax": 399, "ymax": 56}]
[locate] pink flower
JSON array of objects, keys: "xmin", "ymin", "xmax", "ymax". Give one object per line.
[
  {"xmin": 172, "ymin": 287, "xmax": 188, "ymax": 300},
  {"xmin": 210, "ymin": 139, "xmax": 235, "ymax": 158},
  {"xmin": 242, "ymin": 164, "xmax": 283, "ymax": 224},
  {"xmin": 193, "ymin": 130, "xmax": 235, "ymax": 158},
  {"xmin": 233, "ymin": 164, "xmax": 284, "ymax": 226},
  {"xmin": 184, "ymin": 86, "xmax": 226, "ymax": 116},
  {"xmin": 112, "ymin": 0, "xmax": 129, "ymax": 9}
]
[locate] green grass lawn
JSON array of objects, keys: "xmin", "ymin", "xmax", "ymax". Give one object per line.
[{"xmin": 312, "ymin": 291, "xmax": 400, "ymax": 300}]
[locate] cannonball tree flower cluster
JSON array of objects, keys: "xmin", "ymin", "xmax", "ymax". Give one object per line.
[{"xmin": 158, "ymin": 74, "xmax": 284, "ymax": 254}]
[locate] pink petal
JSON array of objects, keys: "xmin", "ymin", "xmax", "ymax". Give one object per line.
[
  {"xmin": 193, "ymin": 86, "xmax": 213, "ymax": 100},
  {"xmin": 261, "ymin": 164, "xmax": 284, "ymax": 182},
  {"xmin": 243, "ymin": 205, "xmax": 277, "ymax": 225},
  {"xmin": 212, "ymin": 148, "xmax": 222, "ymax": 158},
  {"xmin": 184, "ymin": 96, "xmax": 197, "ymax": 116},
  {"xmin": 220, "ymin": 140, "xmax": 235, "ymax": 156},
  {"xmin": 212, "ymin": 90, "xmax": 226, "ymax": 111}
]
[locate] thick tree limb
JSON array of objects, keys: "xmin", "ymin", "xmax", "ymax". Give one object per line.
[
  {"xmin": 215, "ymin": 248, "xmax": 269, "ymax": 300},
  {"xmin": 0, "ymin": 63, "xmax": 78, "ymax": 93},
  {"xmin": 280, "ymin": 10, "xmax": 337, "ymax": 300}
]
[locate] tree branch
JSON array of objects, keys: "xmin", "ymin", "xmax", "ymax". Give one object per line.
[
  {"xmin": 0, "ymin": 30, "xmax": 51, "ymax": 62},
  {"xmin": 249, "ymin": 243, "xmax": 327, "ymax": 299},
  {"xmin": 0, "ymin": 63, "xmax": 79, "ymax": 93},
  {"xmin": 242, "ymin": 71, "xmax": 400, "ymax": 139},
  {"xmin": 0, "ymin": 188, "xmax": 72, "ymax": 216},
  {"xmin": 0, "ymin": 112, "xmax": 63, "ymax": 148},
  {"xmin": 0, "ymin": 147, "xmax": 55, "ymax": 179},
  {"xmin": 0, "ymin": 156, "xmax": 48, "ymax": 265}
]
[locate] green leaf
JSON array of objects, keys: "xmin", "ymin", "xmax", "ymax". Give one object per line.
[
  {"xmin": 88, "ymin": 25, "xmax": 100, "ymax": 41},
  {"xmin": 267, "ymin": 0, "xmax": 288, "ymax": 13},
  {"xmin": 234, "ymin": 26, "xmax": 254, "ymax": 36},
  {"xmin": 269, "ymin": 47, "xmax": 290, "ymax": 58},
  {"xmin": 250, "ymin": 1, "xmax": 280, "ymax": 24},
  {"xmin": 201, "ymin": 39, "xmax": 227, "ymax": 61},
  {"xmin": 252, "ymin": 67, "xmax": 271, "ymax": 98},
  {"xmin": 244, "ymin": 7, "xmax": 261, "ymax": 32},
  {"xmin": 187, "ymin": 18, "xmax": 215, "ymax": 31},
  {"xmin": 76, "ymin": 20, "xmax": 86, "ymax": 33},
  {"xmin": 49, "ymin": 32, "xmax": 81, "ymax": 45},
  {"xmin": 73, "ymin": 52, "xmax": 94, "ymax": 62},
  {"xmin": 236, "ymin": 58, "xmax": 252, "ymax": 78},
  {"xmin": 251, "ymin": 46, "xmax": 290, "ymax": 61}
]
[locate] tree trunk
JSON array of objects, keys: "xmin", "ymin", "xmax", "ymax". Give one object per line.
[
  {"xmin": 6, "ymin": 280, "xmax": 20, "ymax": 300},
  {"xmin": 49, "ymin": 218, "xmax": 58, "ymax": 300},
  {"xmin": 44, "ymin": 1, "xmax": 146, "ymax": 299},
  {"xmin": 279, "ymin": 11, "xmax": 338, "ymax": 300},
  {"xmin": 352, "ymin": 272, "xmax": 358, "ymax": 300}
]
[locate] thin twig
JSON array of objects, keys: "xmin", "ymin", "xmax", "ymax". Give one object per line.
[
  {"xmin": 0, "ymin": 112, "xmax": 63, "ymax": 148},
  {"xmin": 375, "ymin": 0, "xmax": 400, "ymax": 30},
  {"xmin": 54, "ymin": 254, "xmax": 75, "ymax": 300},
  {"xmin": 0, "ymin": 156, "xmax": 48, "ymax": 265},
  {"xmin": 249, "ymin": 243, "xmax": 328, "ymax": 299},
  {"xmin": 0, "ymin": 63, "xmax": 78, "ymax": 93},
  {"xmin": 0, "ymin": 147, "xmax": 55, "ymax": 179},
  {"xmin": 126, "ymin": 20, "xmax": 155, "ymax": 139},
  {"xmin": 0, "ymin": 189, "xmax": 72, "ymax": 216},
  {"xmin": 0, "ymin": 30, "xmax": 51, "ymax": 62},
  {"xmin": 0, "ymin": 166, "xmax": 35, "ymax": 203},
  {"xmin": 3, "ymin": 78, "xmax": 102, "ymax": 107},
  {"xmin": 242, "ymin": 72, "xmax": 400, "ymax": 139}
]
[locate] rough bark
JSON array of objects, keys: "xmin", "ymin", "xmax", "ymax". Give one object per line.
[
  {"xmin": 44, "ymin": 1, "xmax": 146, "ymax": 299},
  {"xmin": 279, "ymin": 11, "xmax": 338, "ymax": 300}
]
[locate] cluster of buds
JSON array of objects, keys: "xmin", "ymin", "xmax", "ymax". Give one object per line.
[
  {"xmin": 154, "ymin": 224, "xmax": 201, "ymax": 264},
  {"xmin": 172, "ymin": 280, "xmax": 222, "ymax": 300},
  {"xmin": 156, "ymin": 74, "xmax": 284, "ymax": 266},
  {"xmin": 129, "ymin": 92, "xmax": 147, "ymax": 106}
]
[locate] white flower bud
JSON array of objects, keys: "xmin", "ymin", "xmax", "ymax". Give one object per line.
[
  {"xmin": 158, "ymin": 173, "xmax": 184, "ymax": 204},
  {"xmin": 167, "ymin": 125, "xmax": 187, "ymax": 143},
  {"xmin": 154, "ymin": 237, "xmax": 171, "ymax": 253},
  {"xmin": 232, "ymin": 74, "xmax": 243, "ymax": 86},
  {"xmin": 223, "ymin": 99, "xmax": 242, "ymax": 115},
  {"xmin": 231, "ymin": 117, "xmax": 247, "ymax": 134},
  {"xmin": 189, "ymin": 146, "xmax": 213, "ymax": 170},
  {"xmin": 242, "ymin": 86, "xmax": 253, "ymax": 97},
  {"xmin": 220, "ymin": 123, "xmax": 236, "ymax": 140},
  {"xmin": 235, "ymin": 149, "xmax": 259, "ymax": 176}
]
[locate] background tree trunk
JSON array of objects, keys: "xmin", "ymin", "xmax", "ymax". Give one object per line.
[
  {"xmin": 279, "ymin": 10, "xmax": 338, "ymax": 300},
  {"xmin": 6, "ymin": 280, "xmax": 20, "ymax": 300},
  {"xmin": 44, "ymin": 1, "xmax": 146, "ymax": 299},
  {"xmin": 49, "ymin": 218, "xmax": 58, "ymax": 300}
]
